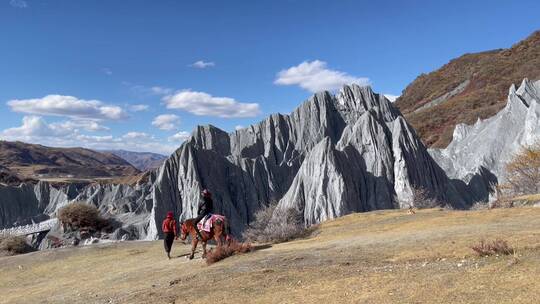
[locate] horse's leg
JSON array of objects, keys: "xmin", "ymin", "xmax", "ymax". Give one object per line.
[
  {"xmin": 215, "ymin": 226, "xmax": 223, "ymax": 247},
  {"xmin": 189, "ymin": 235, "xmax": 198, "ymax": 260},
  {"xmin": 202, "ymin": 241, "xmax": 207, "ymax": 258}
]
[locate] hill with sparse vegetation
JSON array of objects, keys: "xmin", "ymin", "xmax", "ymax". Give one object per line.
[
  {"xmin": 0, "ymin": 141, "xmax": 140, "ymax": 180},
  {"xmin": 396, "ymin": 30, "xmax": 540, "ymax": 147}
]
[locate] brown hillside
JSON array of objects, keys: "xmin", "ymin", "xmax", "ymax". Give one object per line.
[
  {"xmin": 0, "ymin": 141, "xmax": 140, "ymax": 180},
  {"xmin": 395, "ymin": 30, "xmax": 540, "ymax": 147}
]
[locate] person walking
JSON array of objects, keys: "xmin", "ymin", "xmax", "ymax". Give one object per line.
[{"xmin": 162, "ymin": 211, "xmax": 178, "ymax": 259}]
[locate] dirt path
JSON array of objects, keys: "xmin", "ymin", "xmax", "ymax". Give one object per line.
[{"xmin": 2, "ymin": 208, "xmax": 540, "ymax": 304}]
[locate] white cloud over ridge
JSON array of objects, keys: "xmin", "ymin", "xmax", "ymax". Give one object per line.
[
  {"xmin": 152, "ymin": 114, "xmax": 180, "ymax": 131},
  {"xmin": 7, "ymin": 95, "xmax": 127, "ymax": 120},
  {"xmin": 168, "ymin": 131, "xmax": 191, "ymax": 142},
  {"xmin": 163, "ymin": 90, "xmax": 261, "ymax": 118},
  {"xmin": 190, "ymin": 60, "xmax": 215, "ymax": 69},
  {"xmin": 274, "ymin": 60, "xmax": 370, "ymax": 93},
  {"xmin": 0, "ymin": 116, "xmax": 180, "ymax": 155}
]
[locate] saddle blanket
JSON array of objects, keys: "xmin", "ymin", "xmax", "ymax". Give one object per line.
[{"xmin": 197, "ymin": 214, "xmax": 225, "ymax": 232}]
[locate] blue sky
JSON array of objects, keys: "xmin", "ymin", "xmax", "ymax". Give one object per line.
[{"xmin": 1, "ymin": 0, "xmax": 539, "ymax": 155}]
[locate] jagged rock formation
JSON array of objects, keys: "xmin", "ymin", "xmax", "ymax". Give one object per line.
[
  {"xmin": 1, "ymin": 84, "xmax": 478, "ymax": 245},
  {"xmin": 430, "ymin": 79, "xmax": 540, "ymax": 200},
  {"xmin": 0, "ymin": 179, "xmax": 154, "ymax": 243},
  {"xmin": 150, "ymin": 85, "xmax": 472, "ymax": 235}
]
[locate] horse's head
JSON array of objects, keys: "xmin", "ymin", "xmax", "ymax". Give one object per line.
[{"xmin": 180, "ymin": 220, "xmax": 189, "ymax": 241}]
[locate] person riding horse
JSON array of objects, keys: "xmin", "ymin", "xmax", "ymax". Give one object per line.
[{"xmin": 193, "ymin": 189, "xmax": 214, "ymax": 240}]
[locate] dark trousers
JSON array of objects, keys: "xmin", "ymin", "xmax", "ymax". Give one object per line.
[{"xmin": 163, "ymin": 232, "xmax": 174, "ymax": 253}]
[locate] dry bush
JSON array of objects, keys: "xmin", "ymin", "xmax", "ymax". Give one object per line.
[
  {"xmin": 243, "ymin": 203, "xmax": 312, "ymax": 244},
  {"xmin": 58, "ymin": 202, "xmax": 107, "ymax": 231},
  {"xmin": 410, "ymin": 186, "xmax": 443, "ymax": 209},
  {"xmin": 205, "ymin": 240, "xmax": 252, "ymax": 265},
  {"xmin": 471, "ymin": 239, "xmax": 514, "ymax": 257},
  {"xmin": 0, "ymin": 236, "xmax": 34, "ymax": 256},
  {"xmin": 502, "ymin": 143, "xmax": 540, "ymax": 197}
]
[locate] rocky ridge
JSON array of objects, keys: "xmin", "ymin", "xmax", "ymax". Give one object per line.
[{"xmin": 430, "ymin": 78, "xmax": 540, "ymax": 199}]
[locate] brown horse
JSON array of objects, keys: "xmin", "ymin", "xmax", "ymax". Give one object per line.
[{"xmin": 180, "ymin": 216, "xmax": 231, "ymax": 260}]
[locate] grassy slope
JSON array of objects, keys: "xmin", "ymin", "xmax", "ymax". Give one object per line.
[{"xmin": 2, "ymin": 207, "xmax": 540, "ymax": 304}]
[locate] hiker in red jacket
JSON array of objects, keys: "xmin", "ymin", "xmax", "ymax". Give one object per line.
[{"xmin": 162, "ymin": 211, "xmax": 178, "ymax": 259}]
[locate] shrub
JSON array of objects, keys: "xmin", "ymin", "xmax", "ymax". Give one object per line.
[
  {"xmin": 205, "ymin": 240, "xmax": 252, "ymax": 265},
  {"xmin": 242, "ymin": 202, "xmax": 313, "ymax": 244},
  {"xmin": 501, "ymin": 143, "xmax": 540, "ymax": 198},
  {"xmin": 410, "ymin": 186, "xmax": 443, "ymax": 209},
  {"xmin": 0, "ymin": 236, "xmax": 34, "ymax": 256},
  {"xmin": 471, "ymin": 239, "xmax": 514, "ymax": 257},
  {"xmin": 58, "ymin": 202, "xmax": 107, "ymax": 231}
]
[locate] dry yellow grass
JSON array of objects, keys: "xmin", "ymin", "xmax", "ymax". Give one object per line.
[{"xmin": 2, "ymin": 207, "xmax": 540, "ymax": 304}]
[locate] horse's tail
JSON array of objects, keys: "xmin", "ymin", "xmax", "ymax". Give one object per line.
[{"xmin": 224, "ymin": 217, "xmax": 233, "ymax": 243}]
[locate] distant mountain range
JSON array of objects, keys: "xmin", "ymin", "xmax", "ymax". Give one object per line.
[
  {"xmin": 103, "ymin": 150, "xmax": 166, "ymax": 171},
  {"xmin": 396, "ymin": 30, "xmax": 540, "ymax": 147},
  {"xmin": 0, "ymin": 141, "xmax": 140, "ymax": 181}
]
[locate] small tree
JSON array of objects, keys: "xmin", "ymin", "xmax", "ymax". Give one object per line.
[
  {"xmin": 503, "ymin": 143, "xmax": 540, "ymax": 197},
  {"xmin": 58, "ymin": 202, "xmax": 106, "ymax": 231}
]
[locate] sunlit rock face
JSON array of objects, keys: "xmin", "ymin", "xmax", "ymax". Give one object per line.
[
  {"xmin": 151, "ymin": 85, "xmax": 471, "ymax": 235},
  {"xmin": 430, "ymin": 79, "xmax": 540, "ymax": 201}
]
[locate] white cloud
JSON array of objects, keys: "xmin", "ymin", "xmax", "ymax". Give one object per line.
[
  {"xmin": 123, "ymin": 82, "xmax": 173, "ymax": 96},
  {"xmin": 7, "ymin": 95, "xmax": 127, "ymax": 120},
  {"xmin": 168, "ymin": 131, "xmax": 191, "ymax": 143},
  {"xmin": 101, "ymin": 68, "xmax": 113, "ymax": 76},
  {"xmin": 122, "ymin": 132, "xmax": 151, "ymax": 140},
  {"xmin": 274, "ymin": 60, "xmax": 370, "ymax": 93},
  {"xmin": 1, "ymin": 116, "xmax": 108, "ymax": 139},
  {"xmin": 152, "ymin": 114, "xmax": 180, "ymax": 131},
  {"xmin": 10, "ymin": 0, "xmax": 27, "ymax": 8},
  {"xmin": 383, "ymin": 94, "xmax": 399, "ymax": 102},
  {"xmin": 150, "ymin": 86, "xmax": 173, "ymax": 95},
  {"xmin": 163, "ymin": 90, "xmax": 261, "ymax": 118},
  {"xmin": 55, "ymin": 120, "xmax": 109, "ymax": 132},
  {"xmin": 130, "ymin": 104, "xmax": 149, "ymax": 112},
  {"xmin": 0, "ymin": 116, "xmax": 179, "ymax": 155},
  {"xmin": 190, "ymin": 60, "xmax": 215, "ymax": 69},
  {"xmin": 2, "ymin": 116, "xmax": 71, "ymax": 138},
  {"xmin": 235, "ymin": 125, "xmax": 245, "ymax": 131}
]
